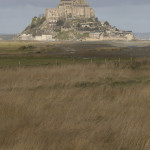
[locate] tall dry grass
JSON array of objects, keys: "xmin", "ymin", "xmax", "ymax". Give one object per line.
[{"xmin": 0, "ymin": 64, "xmax": 150, "ymax": 150}]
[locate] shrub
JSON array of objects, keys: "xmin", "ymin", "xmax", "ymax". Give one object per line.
[
  {"xmin": 104, "ymin": 21, "xmax": 110, "ymax": 26},
  {"xmin": 56, "ymin": 20, "xmax": 64, "ymax": 26}
]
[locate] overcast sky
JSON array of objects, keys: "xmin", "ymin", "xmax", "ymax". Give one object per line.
[{"xmin": 0, "ymin": 0, "xmax": 150, "ymax": 34}]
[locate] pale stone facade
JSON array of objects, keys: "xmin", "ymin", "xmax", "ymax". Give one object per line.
[
  {"xmin": 89, "ymin": 32, "xmax": 134, "ymax": 41},
  {"xmin": 19, "ymin": 34, "xmax": 53, "ymax": 41},
  {"xmin": 125, "ymin": 34, "xmax": 134, "ymax": 41},
  {"xmin": 34, "ymin": 35, "xmax": 53, "ymax": 41},
  {"xmin": 46, "ymin": 0, "xmax": 95, "ymax": 23},
  {"xmin": 89, "ymin": 32, "xmax": 101, "ymax": 39},
  {"xmin": 20, "ymin": 34, "xmax": 33, "ymax": 41}
]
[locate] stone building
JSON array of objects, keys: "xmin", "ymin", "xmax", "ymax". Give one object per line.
[
  {"xmin": 34, "ymin": 35, "xmax": 53, "ymax": 41},
  {"xmin": 89, "ymin": 32, "xmax": 101, "ymax": 39},
  {"xmin": 19, "ymin": 34, "xmax": 53, "ymax": 41},
  {"xmin": 19, "ymin": 34, "xmax": 33, "ymax": 41},
  {"xmin": 89, "ymin": 31, "xmax": 134, "ymax": 41},
  {"xmin": 45, "ymin": 0, "xmax": 95, "ymax": 23}
]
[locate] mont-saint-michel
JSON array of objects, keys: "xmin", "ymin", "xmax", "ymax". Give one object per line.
[
  {"xmin": 1, "ymin": 0, "xmax": 150, "ymax": 149},
  {"xmin": 19, "ymin": 0, "xmax": 134, "ymax": 41}
]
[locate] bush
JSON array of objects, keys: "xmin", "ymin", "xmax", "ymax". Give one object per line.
[
  {"xmin": 25, "ymin": 16, "xmax": 46, "ymax": 31},
  {"xmin": 56, "ymin": 20, "xmax": 64, "ymax": 26},
  {"xmin": 95, "ymin": 17, "xmax": 99, "ymax": 22},
  {"xmin": 104, "ymin": 21, "xmax": 110, "ymax": 26},
  {"xmin": 77, "ymin": 23, "xmax": 81, "ymax": 28}
]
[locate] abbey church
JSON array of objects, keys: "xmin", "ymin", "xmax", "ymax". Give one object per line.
[{"xmin": 45, "ymin": 0, "xmax": 95, "ymax": 23}]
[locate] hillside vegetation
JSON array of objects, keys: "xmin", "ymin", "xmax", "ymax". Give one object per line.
[
  {"xmin": 23, "ymin": 16, "xmax": 46, "ymax": 36},
  {"xmin": 0, "ymin": 63, "xmax": 150, "ymax": 150}
]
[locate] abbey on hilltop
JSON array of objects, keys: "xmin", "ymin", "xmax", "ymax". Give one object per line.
[
  {"xmin": 44, "ymin": 0, "xmax": 95, "ymax": 31},
  {"xmin": 20, "ymin": 0, "xmax": 134, "ymax": 41},
  {"xmin": 46, "ymin": 0, "xmax": 95, "ymax": 23}
]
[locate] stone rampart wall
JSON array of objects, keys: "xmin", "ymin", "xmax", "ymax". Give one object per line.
[{"xmin": 45, "ymin": 0, "xmax": 95, "ymax": 23}]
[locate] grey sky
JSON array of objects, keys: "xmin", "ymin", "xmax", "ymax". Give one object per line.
[{"xmin": 0, "ymin": 0, "xmax": 150, "ymax": 33}]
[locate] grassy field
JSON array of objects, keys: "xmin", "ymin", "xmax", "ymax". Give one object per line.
[
  {"xmin": 0, "ymin": 41, "xmax": 150, "ymax": 150},
  {"xmin": 0, "ymin": 64, "xmax": 150, "ymax": 150},
  {"xmin": 0, "ymin": 41, "xmax": 150, "ymax": 68}
]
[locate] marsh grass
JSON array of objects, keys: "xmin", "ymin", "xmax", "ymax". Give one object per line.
[{"xmin": 0, "ymin": 63, "xmax": 150, "ymax": 150}]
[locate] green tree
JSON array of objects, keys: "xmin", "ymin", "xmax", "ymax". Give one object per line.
[
  {"xmin": 95, "ymin": 17, "xmax": 99, "ymax": 22},
  {"xmin": 68, "ymin": 13, "xmax": 72, "ymax": 18},
  {"xmin": 56, "ymin": 20, "xmax": 64, "ymax": 26},
  {"xmin": 77, "ymin": 23, "xmax": 81, "ymax": 28},
  {"xmin": 104, "ymin": 21, "xmax": 110, "ymax": 26}
]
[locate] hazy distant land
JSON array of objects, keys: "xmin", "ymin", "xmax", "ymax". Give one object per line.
[
  {"xmin": 134, "ymin": 33, "xmax": 150, "ymax": 40},
  {"xmin": 0, "ymin": 34, "xmax": 17, "ymax": 40}
]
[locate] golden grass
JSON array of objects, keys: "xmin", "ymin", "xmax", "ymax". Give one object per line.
[
  {"xmin": 0, "ymin": 64, "xmax": 150, "ymax": 150},
  {"xmin": 0, "ymin": 41, "xmax": 36, "ymax": 49}
]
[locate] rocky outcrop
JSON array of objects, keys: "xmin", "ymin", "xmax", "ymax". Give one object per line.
[{"xmin": 20, "ymin": 0, "xmax": 135, "ymax": 41}]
